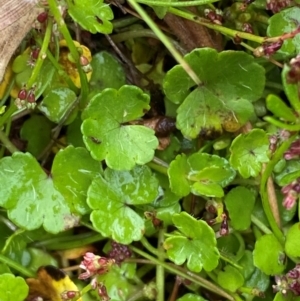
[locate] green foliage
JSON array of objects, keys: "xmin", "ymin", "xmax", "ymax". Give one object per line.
[
  {"xmin": 230, "ymin": 129, "xmax": 270, "ymax": 178},
  {"xmin": 163, "ymin": 48, "xmax": 264, "ymax": 139},
  {"xmin": 267, "ymin": 7, "xmax": 300, "ymax": 56},
  {"xmin": 217, "ymin": 265, "xmax": 244, "ymax": 292},
  {"xmin": 285, "ymin": 222, "xmax": 300, "ymax": 258},
  {"xmin": 224, "ymin": 186, "xmax": 256, "ymax": 230},
  {"xmin": 168, "ymin": 153, "xmax": 236, "ymax": 197},
  {"xmin": 164, "ymin": 212, "xmax": 219, "ymax": 272},
  {"xmin": 253, "ymin": 234, "xmax": 286, "ymax": 275},
  {"xmin": 68, "ymin": 0, "xmax": 114, "ymax": 34},
  {"xmin": 20, "ymin": 115, "xmax": 53, "ymax": 156},
  {"xmin": 38, "ymin": 87, "xmax": 78, "ymax": 124},
  {"xmin": 177, "ymin": 294, "xmax": 208, "ymax": 301},
  {"xmin": 89, "ymin": 51, "xmax": 126, "ymax": 93},
  {"xmin": 81, "ymin": 85, "xmax": 158, "ymax": 170},
  {"xmin": 2, "ymin": 0, "xmax": 300, "ymax": 300},
  {"xmin": 87, "ymin": 165, "xmax": 159, "ymax": 243},
  {"xmin": 0, "ymin": 274, "xmax": 28, "ymax": 301}
]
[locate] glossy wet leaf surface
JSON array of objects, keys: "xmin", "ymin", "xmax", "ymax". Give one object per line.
[
  {"xmin": 52, "ymin": 146, "xmax": 102, "ymax": 215},
  {"xmin": 168, "ymin": 153, "xmax": 236, "ymax": 197},
  {"xmin": 230, "ymin": 129, "xmax": 269, "ymax": 178},
  {"xmin": 38, "ymin": 87, "xmax": 77, "ymax": 124},
  {"xmin": 267, "ymin": 7, "xmax": 300, "ymax": 56},
  {"xmin": 163, "ymin": 48, "xmax": 264, "ymax": 139},
  {"xmin": 0, "ymin": 149, "xmax": 102, "ymax": 233},
  {"xmin": 87, "ymin": 165, "xmax": 159, "ymax": 244},
  {"xmin": 0, "ymin": 153, "xmax": 73, "ymax": 233},
  {"xmin": 164, "ymin": 212, "xmax": 219, "ymax": 272},
  {"xmin": 68, "ymin": 0, "xmax": 114, "ymax": 34},
  {"xmin": 82, "ymin": 85, "xmax": 158, "ymax": 170}
]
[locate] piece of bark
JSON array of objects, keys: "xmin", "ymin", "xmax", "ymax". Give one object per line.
[
  {"xmin": 164, "ymin": 9, "xmax": 223, "ymax": 52},
  {"xmin": 0, "ymin": 0, "xmax": 42, "ymax": 83}
]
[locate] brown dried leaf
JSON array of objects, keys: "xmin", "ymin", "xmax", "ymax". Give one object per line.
[{"xmin": 0, "ymin": 0, "xmax": 41, "ymax": 82}]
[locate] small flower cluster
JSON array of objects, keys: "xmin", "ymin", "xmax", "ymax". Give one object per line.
[
  {"xmin": 253, "ymin": 40, "xmax": 283, "ymax": 57},
  {"xmin": 287, "ymin": 55, "xmax": 300, "ymax": 84},
  {"xmin": 15, "ymin": 88, "xmax": 36, "ymax": 109},
  {"xmin": 79, "ymin": 252, "xmax": 115, "ymax": 280},
  {"xmin": 204, "ymin": 9, "xmax": 223, "ymax": 25},
  {"xmin": 266, "ymin": 0, "xmax": 293, "ymax": 13},
  {"xmin": 78, "ymin": 252, "xmax": 115, "ymax": 301},
  {"xmin": 107, "ymin": 241, "xmax": 132, "ymax": 265},
  {"xmin": 273, "ymin": 265, "xmax": 300, "ymax": 295},
  {"xmin": 281, "ymin": 179, "xmax": 300, "ymax": 210},
  {"xmin": 284, "ymin": 139, "xmax": 300, "ymax": 160}
]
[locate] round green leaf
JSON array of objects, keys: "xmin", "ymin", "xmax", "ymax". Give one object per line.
[
  {"xmin": 0, "ymin": 152, "xmax": 77, "ymax": 233},
  {"xmin": 285, "ymin": 222, "xmax": 300, "ymax": 258},
  {"xmin": 87, "ymin": 166, "xmax": 159, "ymax": 244},
  {"xmin": 168, "ymin": 153, "xmax": 235, "ymax": 197},
  {"xmin": 68, "ymin": 0, "xmax": 114, "ymax": 34},
  {"xmin": 225, "ymin": 186, "xmax": 255, "ymax": 230},
  {"xmin": 82, "ymin": 85, "xmax": 158, "ymax": 170},
  {"xmin": 267, "ymin": 7, "xmax": 300, "ymax": 56},
  {"xmin": 168, "ymin": 154, "xmax": 191, "ymax": 197},
  {"xmin": 163, "ymin": 48, "xmax": 264, "ymax": 139},
  {"xmin": 191, "ymin": 181, "xmax": 224, "ymax": 198},
  {"xmin": 253, "ymin": 234, "xmax": 286, "ymax": 275},
  {"xmin": 89, "ymin": 51, "xmax": 126, "ymax": 93},
  {"xmin": 20, "ymin": 115, "xmax": 53, "ymax": 157},
  {"xmin": 230, "ymin": 129, "xmax": 269, "ymax": 178},
  {"xmin": 217, "ymin": 265, "xmax": 244, "ymax": 292},
  {"xmin": 164, "ymin": 212, "xmax": 219, "ymax": 272},
  {"xmin": 0, "ymin": 274, "xmax": 28, "ymax": 301},
  {"xmin": 38, "ymin": 87, "xmax": 77, "ymax": 124},
  {"xmin": 52, "ymin": 146, "xmax": 102, "ymax": 215}
]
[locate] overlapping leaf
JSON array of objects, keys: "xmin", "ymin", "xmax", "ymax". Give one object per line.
[
  {"xmin": 164, "ymin": 212, "xmax": 219, "ymax": 272},
  {"xmin": 163, "ymin": 48, "xmax": 265, "ymax": 139},
  {"xmin": 168, "ymin": 152, "xmax": 236, "ymax": 197},
  {"xmin": 87, "ymin": 166, "xmax": 159, "ymax": 244},
  {"xmin": 0, "ymin": 147, "xmax": 101, "ymax": 233},
  {"xmin": 81, "ymin": 85, "xmax": 158, "ymax": 170},
  {"xmin": 230, "ymin": 129, "xmax": 269, "ymax": 178},
  {"xmin": 68, "ymin": 0, "xmax": 114, "ymax": 34}
]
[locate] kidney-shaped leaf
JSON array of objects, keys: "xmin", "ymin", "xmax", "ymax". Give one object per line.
[
  {"xmin": 38, "ymin": 87, "xmax": 77, "ymax": 124},
  {"xmin": 81, "ymin": 85, "xmax": 158, "ymax": 170},
  {"xmin": 163, "ymin": 48, "xmax": 265, "ymax": 139},
  {"xmin": 0, "ymin": 274, "xmax": 28, "ymax": 301},
  {"xmin": 168, "ymin": 153, "xmax": 236, "ymax": 197},
  {"xmin": 0, "ymin": 153, "xmax": 79, "ymax": 233},
  {"xmin": 52, "ymin": 146, "xmax": 102, "ymax": 215},
  {"xmin": 164, "ymin": 212, "xmax": 219, "ymax": 272},
  {"xmin": 230, "ymin": 129, "xmax": 269, "ymax": 178},
  {"xmin": 68, "ymin": 0, "xmax": 114, "ymax": 34},
  {"xmin": 87, "ymin": 165, "xmax": 159, "ymax": 244}
]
